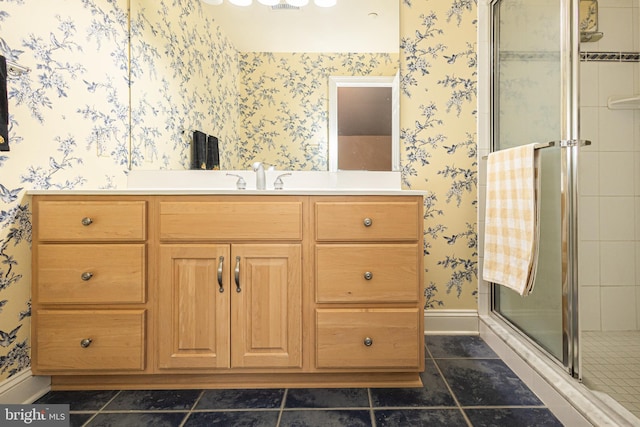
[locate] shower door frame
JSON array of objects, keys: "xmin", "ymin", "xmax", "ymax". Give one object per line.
[{"xmin": 489, "ymin": 0, "xmax": 582, "ymax": 377}]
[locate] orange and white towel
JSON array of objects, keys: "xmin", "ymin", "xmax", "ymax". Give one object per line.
[{"xmin": 482, "ymin": 144, "xmax": 541, "ymax": 296}]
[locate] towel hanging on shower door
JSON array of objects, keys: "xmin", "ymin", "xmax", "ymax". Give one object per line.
[
  {"xmin": 0, "ymin": 56, "xmax": 9, "ymax": 152},
  {"xmin": 482, "ymin": 143, "xmax": 541, "ymax": 296}
]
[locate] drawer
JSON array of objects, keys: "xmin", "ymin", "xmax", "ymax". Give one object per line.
[
  {"xmin": 315, "ymin": 200, "xmax": 420, "ymax": 241},
  {"xmin": 36, "ymin": 200, "xmax": 146, "ymax": 242},
  {"xmin": 159, "ymin": 200, "xmax": 303, "ymax": 241},
  {"xmin": 36, "ymin": 244, "xmax": 146, "ymax": 304},
  {"xmin": 316, "ymin": 308, "xmax": 421, "ymax": 369},
  {"xmin": 35, "ymin": 310, "xmax": 145, "ymax": 372},
  {"xmin": 316, "ymin": 244, "xmax": 419, "ymax": 303}
]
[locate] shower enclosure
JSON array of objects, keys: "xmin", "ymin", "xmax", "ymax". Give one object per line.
[
  {"xmin": 491, "ymin": 0, "xmax": 581, "ymax": 374},
  {"xmin": 489, "ymin": 0, "xmax": 640, "ymax": 420}
]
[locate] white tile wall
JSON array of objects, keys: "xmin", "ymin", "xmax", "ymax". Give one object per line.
[
  {"xmin": 578, "ymin": 0, "xmax": 639, "ymax": 332},
  {"xmin": 580, "ymin": 285, "xmax": 602, "ymax": 330},
  {"xmin": 579, "ymin": 241, "xmax": 601, "ymax": 286},
  {"xmin": 603, "ymin": 205, "xmax": 632, "ymax": 244},
  {"xmin": 579, "ymin": 151, "xmax": 599, "ymax": 195},
  {"xmin": 601, "ymin": 286, "xmax": 637, "ymax": 330},
  {"xmin": 599, "ymin": 152, "xmax": 634, "ymax": 195},
  {"xmin": 600, "ymin": 241, "xmax": 636, "ymax": 285}
]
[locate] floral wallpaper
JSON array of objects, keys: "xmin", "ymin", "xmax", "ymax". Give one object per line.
[
  {"xmin": 0, "ymin": 0, "xmax": 131, "ymax": 381},
  {"xmin": 400, "ymin": 0, "xmax": 478, "ymax": 310},
  {"xmin": 235, "ymin": 52, "xmax": 398, "ymax": 170},
  {"xmin": 0, "ymin": 0, "xmax": 477, "ymax": 385},
  {"xmin": 130, "ymin": 0, "xmax": 238, "ymax": 170}
]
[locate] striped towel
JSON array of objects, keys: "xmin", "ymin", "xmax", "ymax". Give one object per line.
[{"xmin": 482, "ymin": 144, "xmax": 541, "ymax": 296}]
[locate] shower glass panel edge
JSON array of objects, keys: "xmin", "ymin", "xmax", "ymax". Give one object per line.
[{"xmin": 489, "ymin": 0, "xmax": 580, "ymax": 375}]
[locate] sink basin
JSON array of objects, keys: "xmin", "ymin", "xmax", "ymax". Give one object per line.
[{"xmin": 127, "ymin": 170, "xmax": 401, "ymax": 191}]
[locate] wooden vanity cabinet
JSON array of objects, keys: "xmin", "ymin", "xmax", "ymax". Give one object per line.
[
  {"xmin": 156, "ymin": 197, "xmax": 303, "ymax": 372},
  {"xmin": 312, "ymin": 196, "xmax": 425, "ymax": 372},
  {"xmin": 31, "ymin": 193, "xmax": 424, "ymax": 388},
  {"xmin": 31, "ymin": 197, "xmax": 149, "ymax": 375}
]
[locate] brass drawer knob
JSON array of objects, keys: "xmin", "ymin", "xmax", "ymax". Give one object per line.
[
  {"xmin": 363, "ymin": 337, "xmax": 373, "ymax": 347},
  {"xmin": 81, "ymin": 217, "xmax": 93, "ymax": 226},
  {"xmin": 81, "ymin": 272, "xmax": 94, "ymax": 281},
  {"xmin": 363, "ymin": 217, "xmax": 373, "ymax": 227},
  {"xmin": 80, "ymin": 338, "xmax": 93, "ymax": 348},
  {"xmin": 364, "ymin": 271, "xmax": 373, "ymax": 280}
]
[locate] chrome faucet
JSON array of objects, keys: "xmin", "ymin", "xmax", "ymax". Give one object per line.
[{"xmin": 252, "ymin": 161, "xmax": 266, "ymax": 190}]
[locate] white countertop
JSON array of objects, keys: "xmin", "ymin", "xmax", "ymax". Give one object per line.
[
  {"xmin": 27, "ymin": 170, "xmax": 427, "ymax": 196},
  {"xmin": 27, "ymin": 189, "xmax": 425, "ymax": 196}
]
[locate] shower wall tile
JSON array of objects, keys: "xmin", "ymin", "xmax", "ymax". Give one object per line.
[
  {"xmin": 598, "ymin": 108, "xmax": 635, "ymax": 151},
  {"xmin": 599, "ymin": 152, "xmax": 634, "ymax": 194},
  {"xmin": 580, "ymin": 196, "xmax": 601, "ymax": 240},
  {"xmin": 599, "ymin": 196, "xmax": 635, "ymax": 240},
  {"xmin": 580, "ymin": 63, "xmax": 599, "ymax": 107},
  {"xmin": 635, "ymin": 110, "xmax": 640, "ymax": 146},
  {"xmin": 580, "ymin": 151, "xmax": 600, "ymax": 196},
  {"xmin": 600, "ymin": 241, "xmax": 636, "ymax": 285},
  {"xmin": 600, "ymin": 0, "xmax": 634, "ymax": 10},
  {"xmin": 636, "ymin": 242, "xmax": 640, "ymax": 284},
  {"xmin": 598, "ymin": 62, "xmax": 635, "ymax": 106},
  {"xmin": 579, "ymin": 241, "xmax": 601, "ymax": 286},
  {"xmin": 601, "ymin": 286, "xmax": 637, "ymax": 330},
  {"xmin": 637, "ymin": 284, "xmax": 640, "ymax": 328},
  {"xmin": 580, "ymin": 107, "xmax": 599, "ymax": 151},
  {"xmin": 598, "ymin": 7, "xmax": 634, "ymax": 52},
  {"xmin": 635, "ymin": 155, "xmax": 640, "ymax": 196},
  {"xmin": 580, "ymin": 285, "xmax": 602, "ymax": 331}
]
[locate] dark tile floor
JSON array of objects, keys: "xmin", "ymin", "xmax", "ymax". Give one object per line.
[{"xmin": 34, "ymin": 335, "xmax": 564, "ymax": 426}]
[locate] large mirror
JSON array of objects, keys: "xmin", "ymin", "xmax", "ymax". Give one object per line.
[{"xmin": 129, "ymin": 0, "xmax": 399, "ymax": 171}]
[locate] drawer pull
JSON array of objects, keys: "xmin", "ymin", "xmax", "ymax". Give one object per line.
[
  {"xmin": 81, "ymin": 272, "xmax": 94, "ymax": 281},
  {"xmin": 234, "ymin": 256, "xmax": 241, "ymax": 293},
  {"xmin": 217, "ymin": 256, "xmax": 225, "ymax": 293},
  {"xmin": 81, "ymin": 217, "xmax": 93, "ymax": 226},
  {"xmin": 363, "ymin": 337, "xmax": 373, "ymax": 347},
  {"xmin": 80, "ymin": 338, "xmax": 93, "ymax": 348},
  {"xmin": 364, "ymin": 271, "xmax": 373, "ymax": 280},
  {"xmin": 363, "ymin": 217, "xmax": 373, "ymax": 227}
]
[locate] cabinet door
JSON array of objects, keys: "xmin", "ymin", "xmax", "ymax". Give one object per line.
[
  {"xmin": 158, "ymin": 245, "xmax": 230, "ymax": 370},
  {"xmin": 231, "ymin": 244, "xmax": 302, "ymax": 368}
]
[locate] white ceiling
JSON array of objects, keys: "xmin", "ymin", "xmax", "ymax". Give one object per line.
[{"xmin": 201, "ymin": 0, "xmax": 399, "ymax": 53}]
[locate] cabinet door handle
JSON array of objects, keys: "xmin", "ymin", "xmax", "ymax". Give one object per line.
[
  {"xmin": 234, "ymin": 256, "xmax": 241, "ymax": 293},
  {"xmin": 217, "ymin": 256, "xmax": 224, "ymax": 293},
  {"xmin": 81, "ymin": 272, "xmax": 94, "ymax": 281},
  {"xmin": 81, "ymin": 217, "xmax": 93, "ymax": 226},
  {"xmin": 364, "ymin": 271, "xmax": 373, "ymax": 280},
  {"xmin": 363, "ymin": 337, "xmax": 373, "ymax": 347},
  {"xmin": 80, "ymin": 338, "xmax": 93, "ymax": 348},
  {"xmin": 363, "ymin": 217, "xmax": 372, "ymax": 227}
]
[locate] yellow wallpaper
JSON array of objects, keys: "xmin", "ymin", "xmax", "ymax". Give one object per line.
[
  {"xmin": 130, "ymin": 0, "xmax": 239, "ymax": 170},
  {"xmin": 400, "ymin": 2, "xmax": 478, "ymax": 310}
]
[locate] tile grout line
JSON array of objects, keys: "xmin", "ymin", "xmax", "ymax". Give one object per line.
[
  {"xmin": 275, "ymin": 388, "xmax": 288, "ymax": 427},
  {"xmin": 425, "ymin": 344, "xmax": 474, "ymax": 427},
  {"xmin": 178, "ymin": 389, "xmax": 205, "ymax": 427},
  {"xmin": 80, "ymin": 390, "xmax": 122, "ymax": 427},
  {"xmin": 368, "ymin": 387, "xmax": 377, "ymax": 427}
]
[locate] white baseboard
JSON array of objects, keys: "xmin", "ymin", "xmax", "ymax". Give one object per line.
[
  {"xmin": 0, "ymin": 369, "xmax": 50, "ymax": 404},
  {"xmin": 424, "ymin": 309, "xmax": 479, "ymax": 335}
]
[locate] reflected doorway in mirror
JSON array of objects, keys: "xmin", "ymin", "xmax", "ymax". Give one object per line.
[{"xmin": 328, "ymin": 74, "xmax": 399, "ymax": 172}]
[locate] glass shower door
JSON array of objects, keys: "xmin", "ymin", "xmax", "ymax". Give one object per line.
[{"xmin": 491, "ymin": 0, "xmax": 580, "ymax": 371}]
